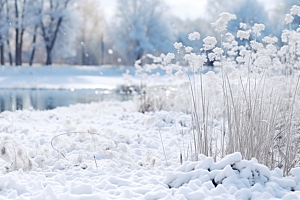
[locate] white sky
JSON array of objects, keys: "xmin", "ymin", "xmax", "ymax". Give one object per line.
[{"xmin": 101, "ymin": 0, "xmax": 277, "ymax": 21}]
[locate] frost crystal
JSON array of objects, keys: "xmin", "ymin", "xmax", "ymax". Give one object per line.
[
  {"xmin": 237, "ymin": 30, "xmax": 251, "ymax": 40},
  {"xmin": 290, "ymin": 5, "xmax": 300, "ymax": 17},
  {"xmin": 252, "ymin": 23, "xmax": 265, "ymax": 37},
  {"xmin": 164, "ymin": 53, "xmax": 175, "ymax": 64},
  {"xmin": 211, "ymin": 12, "xmax": 236, "ymax": 32},
  {"xmin": 203, "ymin": 36, "xmax": 217, "ymax": 51},
  {"xmin": 285, "ymin": 14, "xmax": 294, "ymax": 24},
  {"xmin": 188, "ymin": 32, "xmax": 200, "ymax": 41},
  {"xmin": 174, "ymin": 42, "xmax": 183, "ymax": 50}
]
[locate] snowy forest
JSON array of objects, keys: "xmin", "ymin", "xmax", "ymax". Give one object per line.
[
  {"xmin": 2, "ymin": 0, "xmax": 300, "ymax": 199},
  {"xmin": 0, "ymin": 0, "xmax": 297, "ymax": 66}
]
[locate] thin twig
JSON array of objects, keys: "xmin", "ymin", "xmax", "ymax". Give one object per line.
[
  {"xmin": 51, "ymin": 131, "xmax": 117, "ymax": 161},
  {"xmin": 159, "ymin": 129, "xmax": 168, "ymax": 166},
  {"xmin": 93, "ymin": 155, "xmax": 98, "ymax": 169}
]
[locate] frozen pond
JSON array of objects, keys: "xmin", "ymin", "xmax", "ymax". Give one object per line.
[
  {"xmin": 0, "ymin": 88, "xmax": 132, "ymax": 112},
  {"xmin": 0, "ymin": 65, "xmax": 216, "ymax": 112}
]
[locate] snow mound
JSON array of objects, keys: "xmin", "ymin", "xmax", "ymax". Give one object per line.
[{"xmin": 164, "ymin": 152, "xmax": 300, "ymax": 199}]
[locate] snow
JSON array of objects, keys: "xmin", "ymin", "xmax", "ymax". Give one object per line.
[{"xmin": 0, "ymin": 101, "xmax": 300, "ymax": 199}]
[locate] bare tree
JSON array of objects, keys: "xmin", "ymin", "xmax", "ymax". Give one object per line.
[
  {"xmin": 0, "ymin": 0, "xmax": 13, "ymax": 66},
  {"xmin": 0, "ymin": 0, "xmax": 7, "ymax": 65},
  {"xmin": 28, "ymin": 0, "xmax": 43, "ymax": 66},
  {"xmin": 14, "ymin": 0, "xmax": 28, "ymax": 66},
  {"xmin": 39, "ymin": 0, "xmax": 73, "ymax": 65},
  {"xmin": 111, "ymin": 0, "xmax": 173, "ymax": 65},
  {"xmin": 4, "ymin": 0, "xmax": 13, "ymax": 65},
  {"xmin": 75, "ymin": 0, "xmax": 105, "ymax": 65}
]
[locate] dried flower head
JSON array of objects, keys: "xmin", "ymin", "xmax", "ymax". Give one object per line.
[
  {"xmin": 240, "ymin": 23, "xmax": 247, "ymax": 30},
  {"xmin": 266, "ymin": 44, "xmax": 277, "ymax": 54},
  {"xmin": 185, "ymin": 47, "xmax": 193, "ymax": 53},
  {"xmin": 222, "ymin": 42, "xmax": 233, "ymax": 49},
  {"xmin": 208, "ymin": 53, "xmax": 216, "ymax": 62},
  {"xmin": 290, "ymin": 5, "xmax": 300, "ymax": 16},
  {"xmin": 211, "ymin": 12, "xmax": 236, "ymax": 32},
  {"xmin": 203, "ymin": 36, "xmax": 217, "ymax": 51},
  {"xmin": 250, "ymin": 41, "xmax": 263, "ymax": 51},
  {"xmin": 236, "ymin": 56, "xmax": 245, "ymax": 63},
  {"xmin": 174, "ymin": 42, "xmax": 183, "ymax": 50},
  {"xmin": 237, "ymin": 30, "xmax": 251, "ymax": 40},
  {"xmin": 164, "ymin": 53, "xmax": 175, "ymax": 64},
  {"xmin": 188, "ymin": 32, "xmax": 200, "ymax": 41},
  {"xmin": 262, "ymin": 36, "xmax": 278, "ymax": 44},
  {"xmin": 225, "ymin": 32, "xmax": 235, "ymax": 42},
  {"xmin": 213, "ymin": 47, "xmax": 224, "ymax": 56},
  {"xmin": 285, "ymin": 14, "xmax": 294, "ymax": 24},
  {"xmin": 184, "ymin": 53, "xmax": 207, "ymax": 69},
  {"xmin": 254, "ymin": 56, "xmax": 272, "ymax": 68},
  {"xmin": 175, "ymin": 70, "xmax": 186, "ymax": 80},
  {"xmin": 252, "ymin": 23, "xmax": 265, "ymax": 37}
]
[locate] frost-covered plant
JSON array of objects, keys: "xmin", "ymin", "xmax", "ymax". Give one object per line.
[
  {"xmin": 0, "ymin": 136, "xmax": 33, "ymax": 172},
  {"xmin": 163, "ymin": 8, "xmax": 300, "ymax": 176},
  {"xmin": 132, "ymin": 53, "xmax": 191, "ymax": 113}
]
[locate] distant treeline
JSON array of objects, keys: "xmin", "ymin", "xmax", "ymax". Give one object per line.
[{"xmin": 0, "ymin": 0, "xmax": 298, "ymax": 66}]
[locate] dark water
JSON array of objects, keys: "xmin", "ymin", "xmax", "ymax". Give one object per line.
[{"xmin": 0, "ymin": 88, "xmax": 132, "ymax": 112}]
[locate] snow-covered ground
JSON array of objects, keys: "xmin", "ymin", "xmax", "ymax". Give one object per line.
[{"xmin": 1, "ymin": 101, "xmax": 300, "ymax": 199}]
